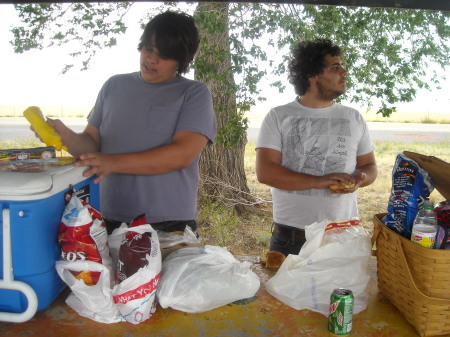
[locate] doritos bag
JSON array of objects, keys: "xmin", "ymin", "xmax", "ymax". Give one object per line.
[{"xmin": 58, "ymin": 191, "xmax": 113, "ymax": 286}]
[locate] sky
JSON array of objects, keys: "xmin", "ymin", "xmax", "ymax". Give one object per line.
[
  {"xmin": 0, "ymin": 3, "xmax": 449, "ymax": 116},
  {"xmin": 0, "ymin": 3, "xmax": 146, "ymax": 108}
]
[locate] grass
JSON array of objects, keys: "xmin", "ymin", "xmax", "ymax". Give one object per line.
[{"xmin": 1, "ymin": 138, "xmax": 449, "ymax": 257}]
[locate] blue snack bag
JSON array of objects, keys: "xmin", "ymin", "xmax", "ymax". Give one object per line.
[{"xmin": 384, "ymin": 153, "xmax": 434, "ymax": 238}]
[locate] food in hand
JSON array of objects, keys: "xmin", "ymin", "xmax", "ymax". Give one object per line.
[
  {"xmin": 330, "ymin": 183, "xmax": 355, "ymax": 190},
  {"xmin": 23, "ymin": 106, "xmax": 67, "ymax": 151}
]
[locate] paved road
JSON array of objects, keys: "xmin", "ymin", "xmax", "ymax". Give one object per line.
[
  {"xmin": 0, "ymin": 117, "xmax": 87, "ymax": 143},
  {"xmin": 0, "ymin": 117, "xmax": 449, "ymax": 144},
  {"xmin": 247, "ymin": 123, "xmax": 450, "ymax": 143}
]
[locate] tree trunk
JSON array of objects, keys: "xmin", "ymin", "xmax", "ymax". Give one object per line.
[{"xmin": 194, "ymin": 2, "xmax": 252, "ymax": 212}]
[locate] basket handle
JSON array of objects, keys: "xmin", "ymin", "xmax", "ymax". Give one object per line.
[{"xmin": 371, "ymin": 218, "xmax": 382, "ymax": 256}]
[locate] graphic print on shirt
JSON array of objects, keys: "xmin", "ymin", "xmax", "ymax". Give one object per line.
[{"xmin": 282, "ymin": 117, "xmax": 351, "ymax": 197}]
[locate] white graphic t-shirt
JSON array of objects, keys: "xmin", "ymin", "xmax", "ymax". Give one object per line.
[{"xmin": 256, "ymin": 100, "xmax": 374, "ymax": 229}]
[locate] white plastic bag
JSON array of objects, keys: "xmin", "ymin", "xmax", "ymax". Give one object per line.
[
  {"xmin": 55, "ymin": 260, "xmax": 119, "ymax": 323},
  {"xmin": 265, "ymin": 219, "xmax": 371, "ymax": 316},
  {"xmin": 110, "ymin": 224, "xmax": 161, "ymax": 324},
  {"xmin": 157, "ymin": 226, "xmax": 202, "ymax": 249},
  {"xmin": 156, "ymin": 245, "xmax": 260, "ymax": 313},
  {"xmin": 57, "ymin": 224, "xmax": 161, "ymax": 324}
]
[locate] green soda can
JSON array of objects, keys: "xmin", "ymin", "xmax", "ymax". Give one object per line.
[{"xmin": 328, "ymin": 288, "xmax": 354, "ymax": 335}]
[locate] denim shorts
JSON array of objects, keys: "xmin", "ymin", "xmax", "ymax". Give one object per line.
[{"xmin": 269, "ymin": 222, "xmax": 306, "ymax": 256}]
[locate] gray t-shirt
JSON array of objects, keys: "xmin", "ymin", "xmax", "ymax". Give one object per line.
[
  {"xmin": 88, "ymin": 72, "xmax": 216, "ymax": 223},
  {"xmin": 256, "ymin": 100, "xmax": 374, "ymax": 229}
]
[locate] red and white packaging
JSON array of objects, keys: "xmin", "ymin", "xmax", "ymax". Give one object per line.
[
  {"xmin": 56, "ymin": 224, "xmax": 161, "ymax": 325},
  {"xmin": 57, "ymin": 193, "xmax": 113, "ymax": 286},
  {"xmin": 57, "ymin": 206, "xmax": 161, "ymax": 324},
  {"xmin": 110, "ymin": 222, "xmax": 161, "ymax": 324}
]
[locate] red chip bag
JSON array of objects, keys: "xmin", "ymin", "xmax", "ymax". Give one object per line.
[
  {"xmin": 116, "ymin": 214, "xmax": 152, "ymax": 284},
  {"xmin": 129, "ymin": 213, "xmax": 148, "ymax": 229},
  {"xmin": 58, "ymin": 192, "xmax": 112, "ymax": 285}
]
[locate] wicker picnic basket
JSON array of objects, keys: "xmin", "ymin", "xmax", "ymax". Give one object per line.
[
  {"xmin": 373, "ymin": 214, "xmax": 450, "ymax": 337},
  {"xmin": 371, "ymin": 151, "xmax": 450, "ymax": 337}
]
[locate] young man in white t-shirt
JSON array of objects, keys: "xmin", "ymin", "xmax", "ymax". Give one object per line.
[{"xmin": 256, "ymin": 39, "xmax": 378, "ymax": 256}]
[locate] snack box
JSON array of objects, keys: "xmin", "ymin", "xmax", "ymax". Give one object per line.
[
  {"xmin": 0, "ymin": 146, "xmax": 56, "ymax": 162},
  {"xmin": 0, "ymin": 163, "xmax": 99, "ymax": 322}
]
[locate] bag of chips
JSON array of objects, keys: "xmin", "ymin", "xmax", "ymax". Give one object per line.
[
  {"xmin": 58, "ymin": 191, "xmax": 113, "ymax": 286},
  {"xmin": 57, "ymin": 212, "xmax": 161, "ymax": 324},
  {"xmin": 384, "ymin": 153, "xmax": 434, "ymax": 238}
]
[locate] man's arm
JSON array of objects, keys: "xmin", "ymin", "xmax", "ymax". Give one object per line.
[
  {"xmin": 255, "ymin": 147, "xmax": 357, "ymax": 191},
  {"xmin": 76, "ymin": 130, "xmax": 209, "ymax": 183},
  {"xmin": 47, "ymin": 119, "xmax": 101, "ymax": 157},
  {"xmin": 353, "ymin": 151, "xmax": 378, "ymax": 188}
]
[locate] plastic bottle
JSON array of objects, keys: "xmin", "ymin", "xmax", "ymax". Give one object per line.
[
  {"xmin": 411, "ymin": 200, "xmax": 438, "ymax": 248},
  {"xmin": 23, "ymin": 106, "xmax": 67, "ymax": 151}
]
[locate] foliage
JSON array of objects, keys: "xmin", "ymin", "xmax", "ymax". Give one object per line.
[
  {"xmin": 228, "ymin": 4, "xmax": 450, "ymax": 117},
  {"xmin": 197, "ymin": 198, "xmax": 239, "ymax": 247},
  {"xmin": 11, "ymin": 2, "xmax": 132, "ymax": 73},
  {"xmin": 193, "ymin": 2, "xmax": 248, "ymax": 150},
  {"xmin": 9, "ymin": 3, "xmax": 449, "ymax": 117},
  {"xmin": 215, "ymin": 114, "xmax": 249, "ymax": 149}
]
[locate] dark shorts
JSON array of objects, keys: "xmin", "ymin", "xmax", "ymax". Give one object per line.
[
  {"xmin": 104, "ymin": 218, "xmax": 197, "ymax": 236},
  {"xmin": 269, "ymin": 222, "xmax": 307, "ymax": 256}
]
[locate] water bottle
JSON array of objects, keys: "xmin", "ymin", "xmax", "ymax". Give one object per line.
[{"xmin": 411, "ymin": 200, "xmax": 438, "ymax": 248}]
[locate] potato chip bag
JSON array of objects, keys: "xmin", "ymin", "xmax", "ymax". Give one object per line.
[
  {"xmin": 58, "ymin": 191, "xmax": 113, "ymax": 286},
  {"xmin": 384, "ymin": 153, "xmax": 434, "ymax": 238}
]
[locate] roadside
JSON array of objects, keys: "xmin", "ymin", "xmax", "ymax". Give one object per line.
[
  {"xmin": 247, "ymin": 120, "xmax": 450, "ymax": 143},
  {"xmin": 1, "ymin": 117, "xmax": 449, "ymax": 144}
]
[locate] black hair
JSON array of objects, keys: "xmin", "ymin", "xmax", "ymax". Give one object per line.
[
  {"xmin": 289, "ymin": 39, "xmax": 342, "ymax": 96},
  {"xmin": 137, "ymin": 11, "xmax": 199, "ymax": 75}
]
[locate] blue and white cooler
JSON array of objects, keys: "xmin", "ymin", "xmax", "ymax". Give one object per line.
[{"xmin": 0, "ymin": 163, "xmax": 99, "ymax": 323}]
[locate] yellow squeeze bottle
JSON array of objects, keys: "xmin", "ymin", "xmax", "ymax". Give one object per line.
[{"xmin": 23, "ymin": 106, "xmax": 67, "ymax": 151}]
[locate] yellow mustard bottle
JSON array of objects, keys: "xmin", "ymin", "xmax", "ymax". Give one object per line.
[{"xmin": 23, "ymin": 106, "xmax": 67, "ymax": 151}]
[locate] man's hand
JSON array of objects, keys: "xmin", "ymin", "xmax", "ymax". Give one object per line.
[{"xmin": 75, "ymin": 152, "xmax": 114, "ymax": 184}]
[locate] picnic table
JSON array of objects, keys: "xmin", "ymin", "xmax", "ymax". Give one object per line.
[{"xmin": 0, "ymin": 255, "xmax": 421, "ymax": 337}]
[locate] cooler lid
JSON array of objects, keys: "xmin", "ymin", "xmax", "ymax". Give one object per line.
[
  {"xmin": 0, "ymin": 171, "xmax": 53, "ymax": 196},
  {"xmin": 0, "ymin": 164, "xmax": 76, "ymax": 197}
]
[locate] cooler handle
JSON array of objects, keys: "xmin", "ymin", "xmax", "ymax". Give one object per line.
[{"xmin": 0, "ymin": 208, "xmax": 38, "ymax": 322}]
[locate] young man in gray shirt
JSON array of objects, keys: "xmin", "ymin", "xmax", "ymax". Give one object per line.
[{"xmin": 45, "ymin": 11, "xmax": 216, "ymax": 234}]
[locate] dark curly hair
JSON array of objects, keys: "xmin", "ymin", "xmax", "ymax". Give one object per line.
[
  {"xmin": 138, "ymin": 11, "xmax": 199, "ymax": 75},
  {"xmin": 289, "ymin": 39, "xmax": 342, "ymax": 96}
]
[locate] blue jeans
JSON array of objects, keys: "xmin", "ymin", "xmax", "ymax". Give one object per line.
[{"xmin": 269, "ymin": 222, "xmax": 306, "ymax": 256}]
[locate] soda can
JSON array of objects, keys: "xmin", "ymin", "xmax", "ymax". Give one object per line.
[{"xmin": 328, "ymin": 288, "xmax": 354, "ymax": 335}]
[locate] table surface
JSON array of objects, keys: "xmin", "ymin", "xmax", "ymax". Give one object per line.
[{"xmin": 0, "ymin": 255, "xmax": 439, "ymax": 337}]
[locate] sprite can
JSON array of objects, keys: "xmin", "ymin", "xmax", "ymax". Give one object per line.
[{"xmin": 328, "ymin": 288, "xmax": 354, "ymax": 335}]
